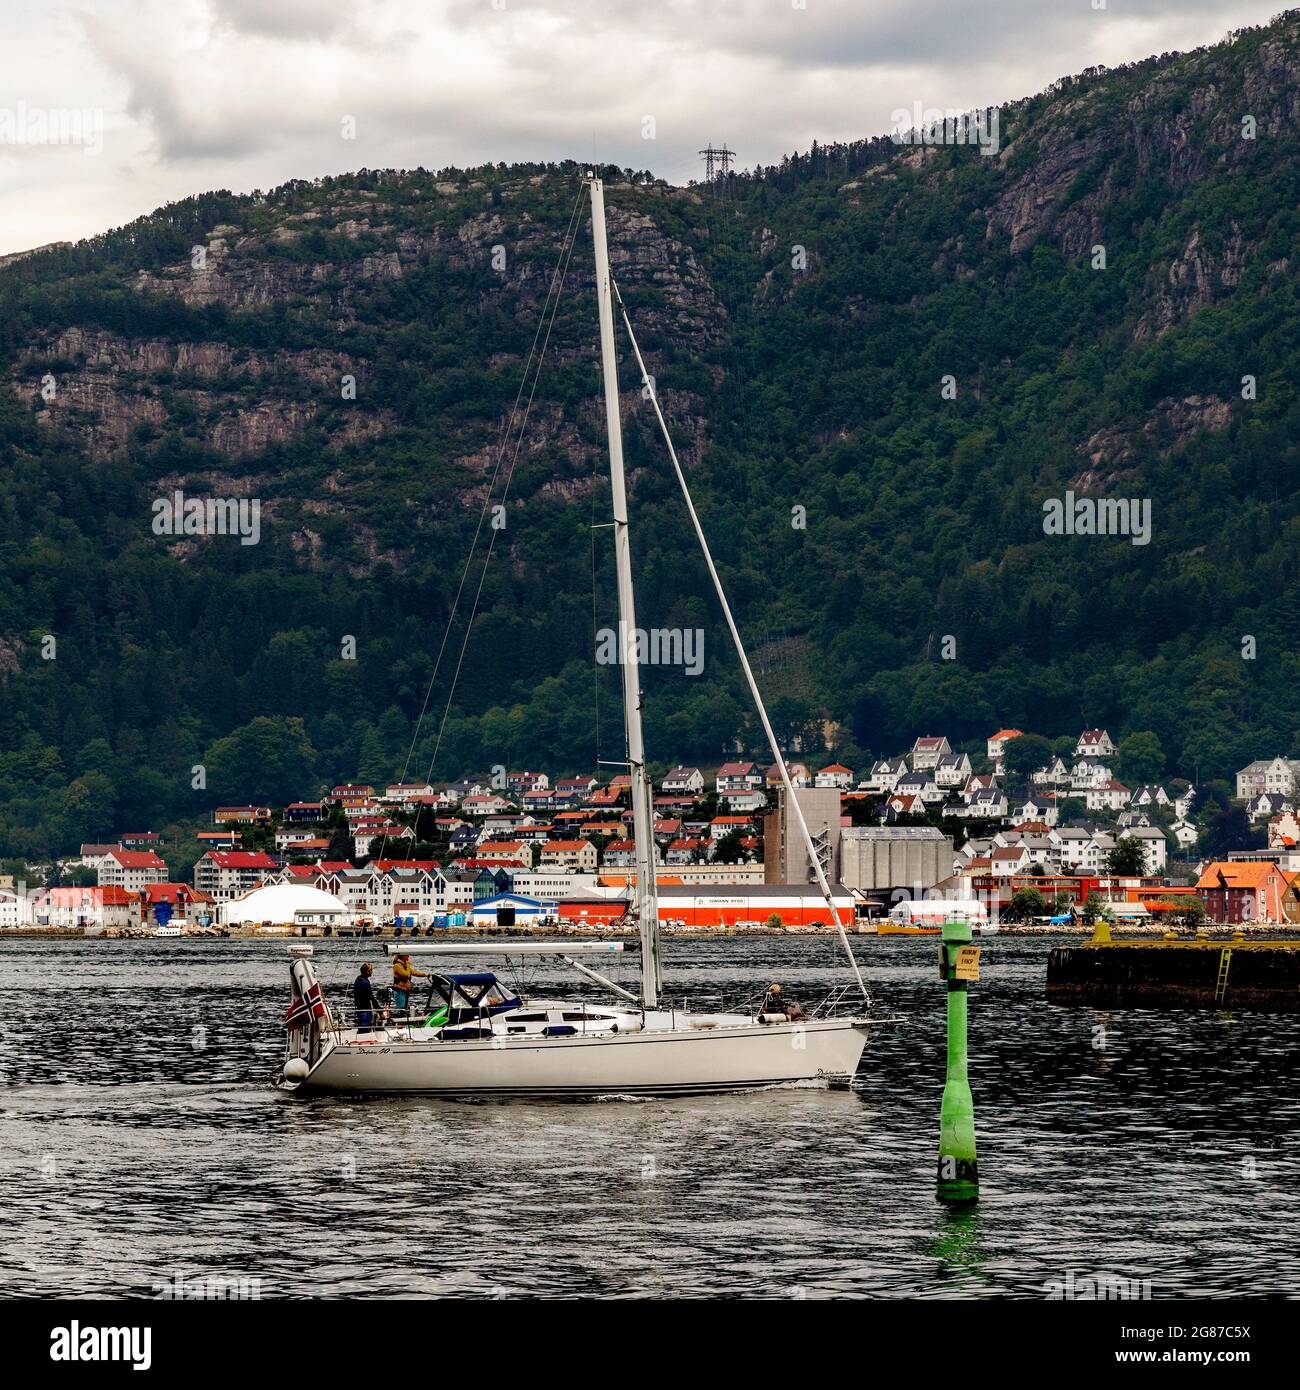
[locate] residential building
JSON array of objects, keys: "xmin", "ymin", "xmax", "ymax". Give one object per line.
[
  {"xmin": 283, "ymin": 801, "xmax": 325, "ymax": 823},
  {"xmin": 1031, "ymin": 757, "xmax": 1070, "ymax": 789},
  {"xmin": 1268, "ymin": 809, "xmax": 1300, "ymax": 849},
  {"xmin": 476, "ymin": 840, "xmax": 531, "ymax": 867},
  {"xmin": 661, "ymin": 767, "xmax": 705, "ymax": 795},
  {"xmin": 1084, "ymin": 780, "xmax": 1130, "ymax": 813},
  {"xmin": 723, "ymin": 788, "xmax": 767, "ymax": 813},
  {"xmin": 863, "ymin": 758, "xmax": 909, "ymax": 793},
  {"xmin": 934, "ymin": 752, "xmax": 972, "ymax": 788},
  {"xmin": 329, "ymin": 784, "xmax": 375, "ymax": 803},
  {"xmin": 895, "ymin": 770, "xmax": 943, "ymax": 804},
  {"xmin": 814, "ymin": 763, "xmax": 854, "ymax": 790},
  {"xmin": 539, "ymin": 840, "xmax": 598, "ymax": 873},
  {"xmin": 964, "ymin": 787, "xmax": 1009, "ymax": 819},
  {"xmin": 716, "ymin": 761, "xmax": 762, "ymax": 793},
  {"xmin": 194, "ymin": 850, "xmax": 277, "ymax": 902},
  {"xmin": 1235, "ymin": 757, "xmax": 1300, "ymax": 803},
  {"xmin": 665, "ymin": 838, "xmax": 704, "ymax": 866},
  {"xmin": 1071, "ymin": 758, "xmax": 1113, "ymax": 790},
  {"xmin": 506, "ymin": 771, "xmax": 549, "ymax": 795},
  {"xmin": 212, "ymin": 806, "xmax": 271, "ymax": 825},
  {"xmin": 119, "ymin": 831, "xmax": 162, "ymax": 850},
  {"xmin": 1076, "ymin": 729, "xmax": 1117, "ymax": 759},
  {"xmin": 990, "ymin": 845, "xmax": 1030, "ymax": 877},
  {"xmin": 98, "ymin": 850, "xmax": 167, "ymax": 893},
  {"xmin": 1172, "ymin": 820, "xmax": 1199, "ymax": 851},
  {"xmin": 35, "ymin": 886, "xmax": 137, "ymax": 932},
  {"xmin": 911, "ymin": 736, "xmax": 951, "ymax": 770}
]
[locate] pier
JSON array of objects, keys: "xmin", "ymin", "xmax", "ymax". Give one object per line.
[{"xmin": 1046, "ymin": 925, "xmax": 1300, "ymax": 1010}]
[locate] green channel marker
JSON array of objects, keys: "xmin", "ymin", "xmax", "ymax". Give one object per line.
[{"xmin": 937, "ymin": 916, "xmax": 979, "ymax": 1205}]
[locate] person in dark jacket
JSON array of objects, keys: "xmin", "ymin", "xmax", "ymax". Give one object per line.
[{"xmin": 353, "ymin": 962, "xmax": 379, "ymax": 1032}]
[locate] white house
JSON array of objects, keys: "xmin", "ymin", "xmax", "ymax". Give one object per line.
[
  {"xmin": 990, "ymin": 844, "xmax": 1029, "ymax": 877},
  {"xmin": 662, "ymin": 767, "xmax": 704, "ymax": 795},
  {"xmin": 1031, "ymin": 757, "xmax": 1070, "ymax": 789},
  {"xmin": 1071, "ymin": 758, "xmax": 1113, "ymax": 790},
  {"xmin": 1017, "ymin": 796, "xmax": 1058, "ymax": 827},
  {"xmin": 1050, "ymin": 827, "xmax": 1096, "ymax": 872},
  {"xmin": 864, "ymin": 758, "xmax": 909, "ymax": 793},
  {"xmin": 911, "ymin": 736, "xmax": 951, "ymax": 770},
  {"xmin": 935, "ymin": 752, "xmax": 973, "ymax": 788},
  {"xmin": 814, "ymin": 763, "xmax": 854, "ymax": 790},
  {"xmin": 896, "ymin": 770, "xmax": 943, "ymax": 804},
  {"xmin": 1129, "ymin": 785, "xmax": 1169, "ymax": 809},
  {"xmin": 1235, "ymin": 757, "xmax": 1300, "ymax": 802},
  {"xmin": 1246, "ymin": 793, "xmax": 1292, "ymax": 823},
  {"xmin": 715, "ymin": 761, "xmax": 762, "ymax": 794},
  {"xmin": 964, "ymin": 786, "xmax": 1009, "ymax": 819},
  {"xmin": 1085, "ymin": 780, "xmax": 1130, "ymax": 813},
  {"xmin": 723, "ymin": 788, "xmax": 767, "ymax": 813},
  {"xmin": 1172, "ymin": 820, "xmax": 1199, "ymax": 851},
  {"xmin": 1076, "ymin": 729, "xmax": 1117, "ymax": 759}
]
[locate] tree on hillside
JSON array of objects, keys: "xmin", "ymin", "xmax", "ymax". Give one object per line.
[
  {"xmin": 1117, "ymin": 731, "xmax": 1165, "ymax": 786},
  {"xmin": 203, "ymin": 716, "xmax": 318, "ymax": 808},
  {"xmin": 1001, "ymin": 734, "xmax": 1053, "ymax": 787}
]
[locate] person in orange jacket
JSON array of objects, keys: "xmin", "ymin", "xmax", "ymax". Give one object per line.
[{"xmin": 391, "ymin": 953, "xmax": 428, "ymax": 1015}]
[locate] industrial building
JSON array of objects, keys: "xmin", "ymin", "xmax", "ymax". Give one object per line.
[
  {"xmin": 839, "ymin": 825, "xmax": 954, "ymax": 897},
  {"xmin": 763, "ymin": 786, "xmax": 842, "ymax": 884}
]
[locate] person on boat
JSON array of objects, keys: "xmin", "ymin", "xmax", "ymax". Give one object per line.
[
  {"xmin": 391, "ymin": 953, "xmax": 427, "ymax": 1015},
  {"xmin": 353, "ymin": 962, "xmax": 379, "ymax": 1032},
  {"xmin": 760, "ymin": 982, "xmax": 805, "ymax": 1022}
]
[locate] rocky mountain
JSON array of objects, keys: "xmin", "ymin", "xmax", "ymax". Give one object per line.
[{"xmin": 3, "ymin": 12, "xmax": 1300, "ymax": 857}]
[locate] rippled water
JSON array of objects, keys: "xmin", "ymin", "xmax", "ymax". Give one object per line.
[{"xmin": 1, "ymin": 933, "xmax": 1297, "ymax": 1299}]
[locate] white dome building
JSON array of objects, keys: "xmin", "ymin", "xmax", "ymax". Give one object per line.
[{"xmin": 219, "ymin": 883, "xmax": 349, "ymax": 932}]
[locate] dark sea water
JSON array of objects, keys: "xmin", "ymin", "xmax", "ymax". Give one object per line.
[{"xmin": 1, "ymin": 933, "xmax": 1297, "ymax": 1300}]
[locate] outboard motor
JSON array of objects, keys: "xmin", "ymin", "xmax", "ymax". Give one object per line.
[{"xmin": 281, "ymin": 947, "xmax": 331, "ymax": 1088}]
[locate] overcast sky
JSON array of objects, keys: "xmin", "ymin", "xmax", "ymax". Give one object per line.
[{"xmin": 0, "ymin": 0, "xmax": 1282, "ymax": 256}]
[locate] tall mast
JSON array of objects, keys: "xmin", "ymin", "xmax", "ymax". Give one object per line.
[{"xmin": 589, "ymin": 174, "xmax": 662, "ymax": 1006}]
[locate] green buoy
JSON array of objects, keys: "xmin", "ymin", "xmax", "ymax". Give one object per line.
[{"xmin": 937, "ymin": 917, "xmax": 979, "ymax": 1205}]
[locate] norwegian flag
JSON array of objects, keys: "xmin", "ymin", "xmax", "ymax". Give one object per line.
[{"xmin": 284, "ymin": 982, "xmax": 326, "ymax": 1032}]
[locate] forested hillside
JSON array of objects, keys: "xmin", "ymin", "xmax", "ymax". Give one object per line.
[{"xmin": 3, "ymin": 13, "xmax": 1300, "ymax": 857}]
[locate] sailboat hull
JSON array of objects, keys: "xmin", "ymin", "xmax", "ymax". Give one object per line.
[{"xmin": 294, "ymin": 1017, "xmax": 870, "ymax": 1098}]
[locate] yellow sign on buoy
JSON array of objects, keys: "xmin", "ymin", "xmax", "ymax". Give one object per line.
[{"xmin": 954, "ymin": 945, "xmax": 981, "ymax": 981}]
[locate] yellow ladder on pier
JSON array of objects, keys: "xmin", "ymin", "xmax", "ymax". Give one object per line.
[{"xmin": 1214, "ymin": 947, "xmax": 1233, "ymax": 1004}]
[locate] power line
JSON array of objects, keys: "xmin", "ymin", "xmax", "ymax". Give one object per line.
[{"xmin": 698, "ymin": 143, "xmax": 736, "ymax": 196}]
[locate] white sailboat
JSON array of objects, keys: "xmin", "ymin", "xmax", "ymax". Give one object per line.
[{"xmin": 277, "ymin": 174, "xmax": 875, "ymax": 1098}]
